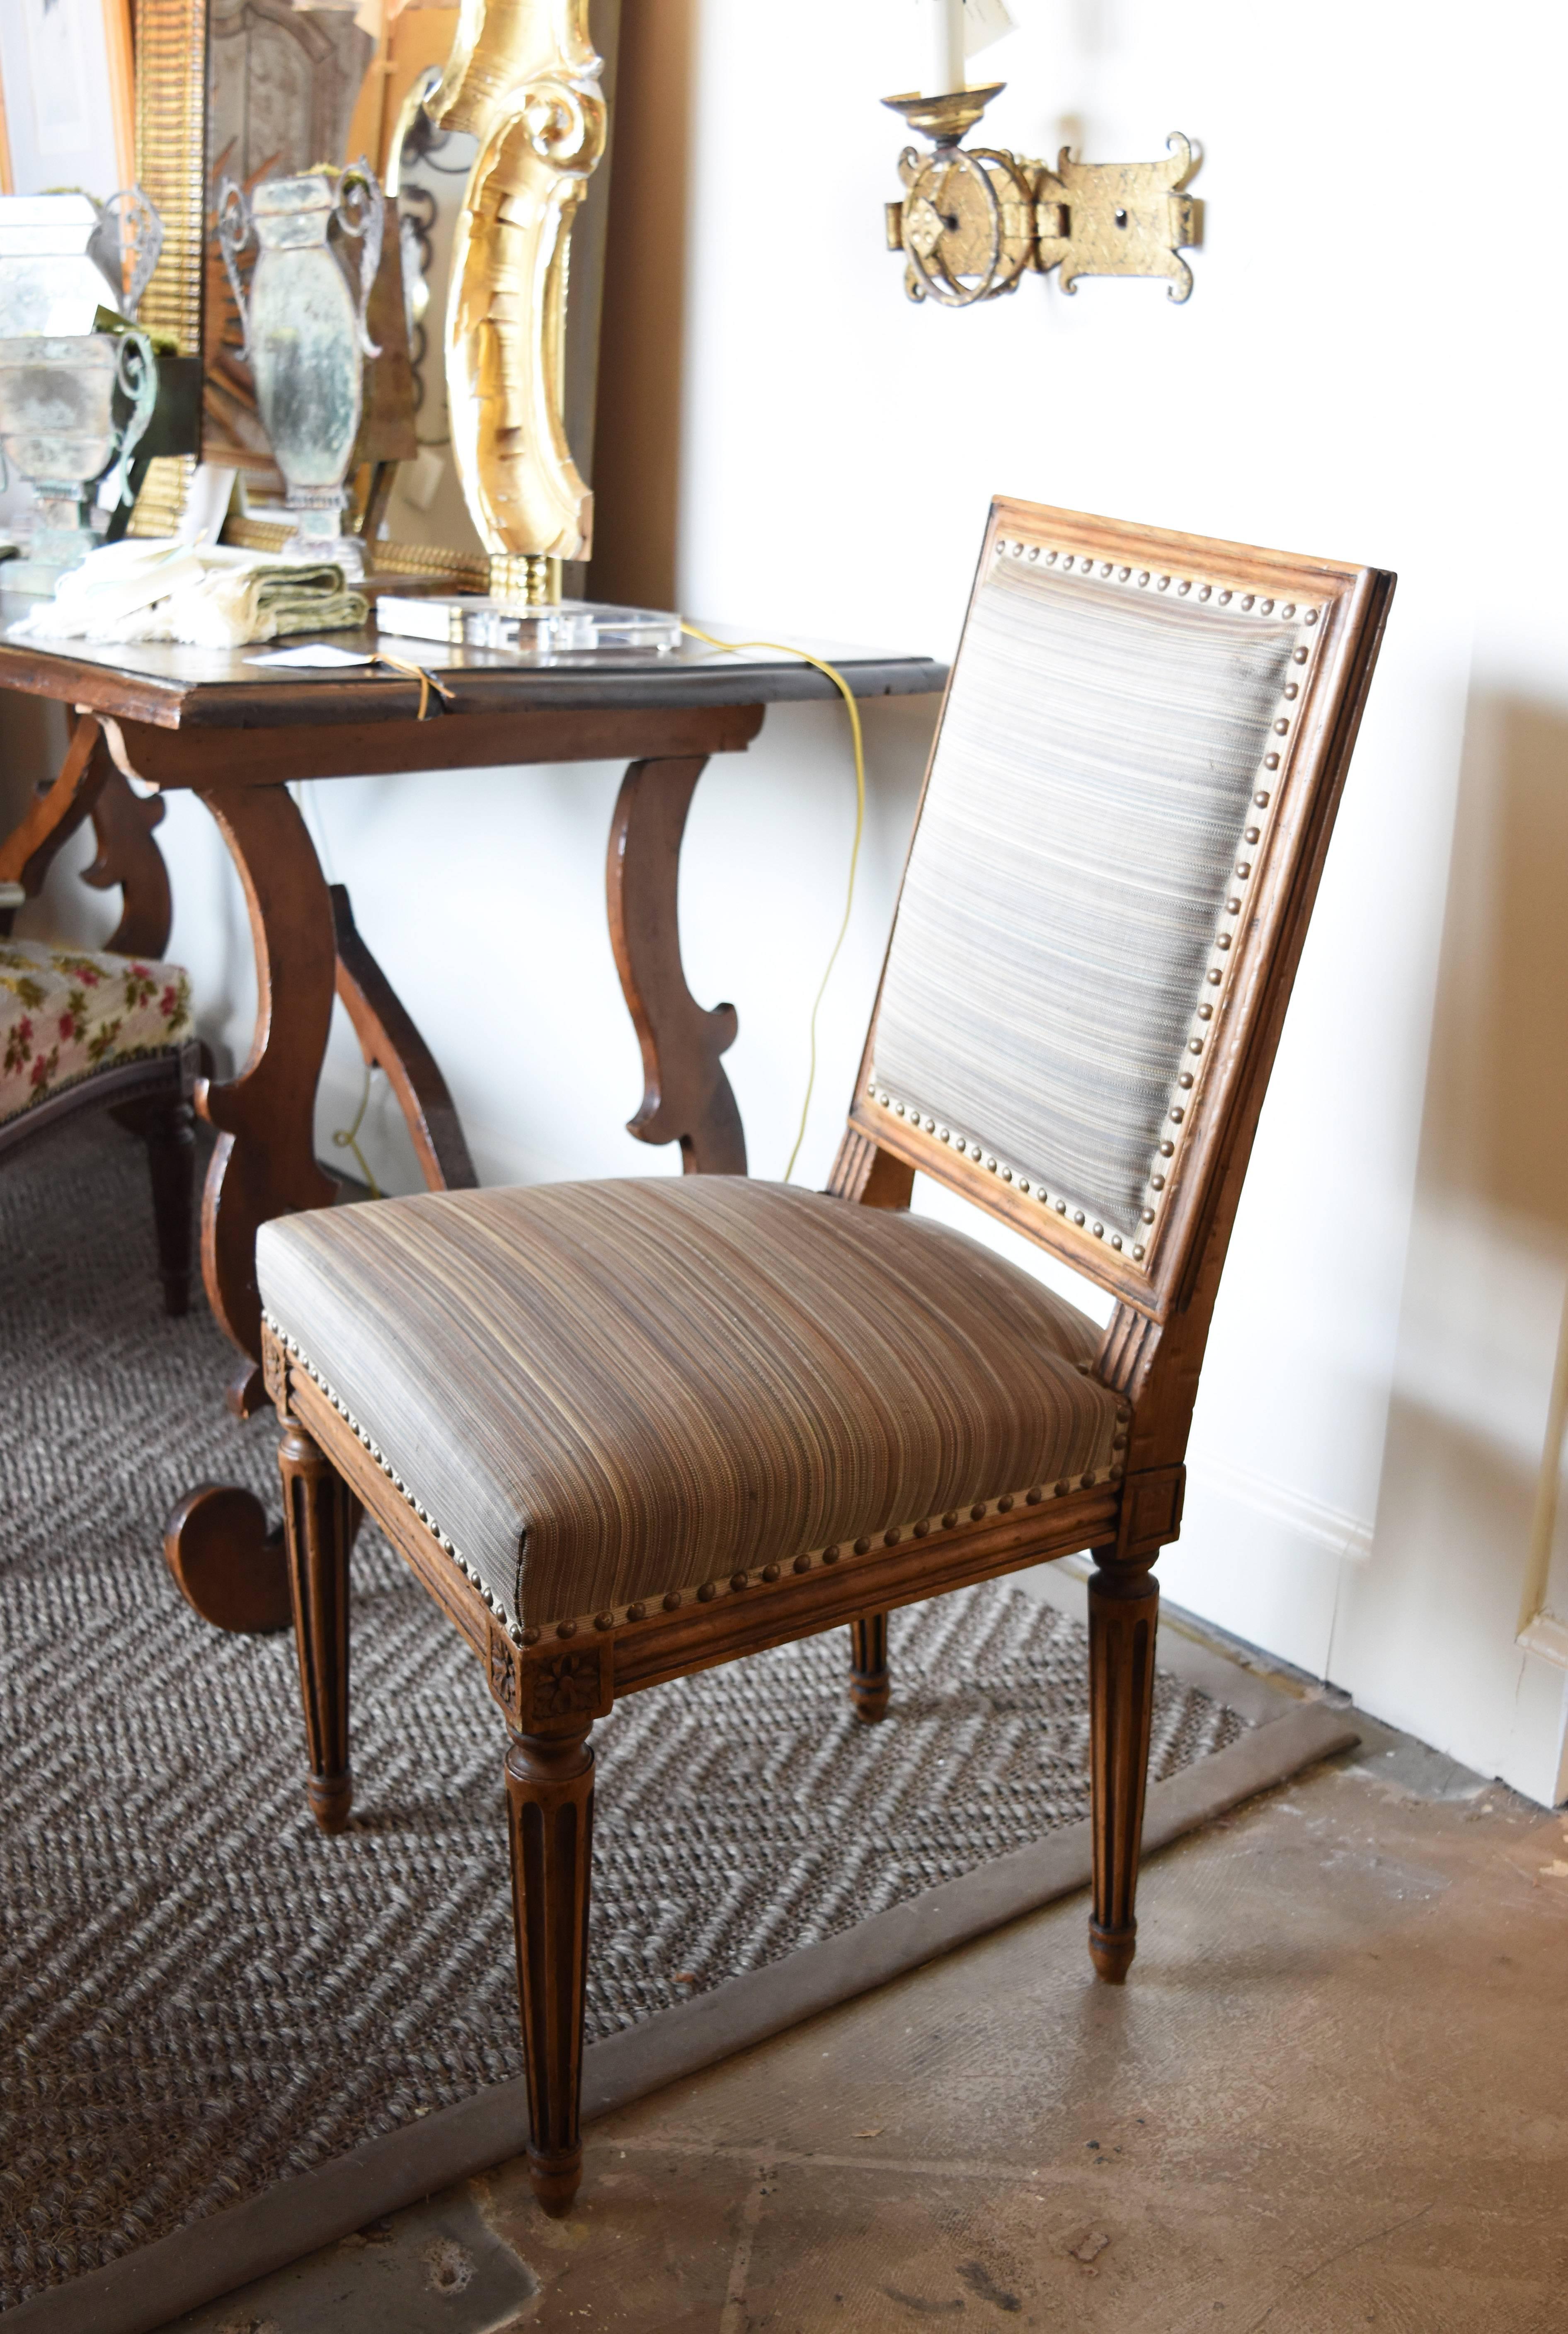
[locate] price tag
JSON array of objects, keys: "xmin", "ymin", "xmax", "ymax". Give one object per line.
[{"xmin": 964, "ymin": 0, "xmax": 1016, "ymax": 56}]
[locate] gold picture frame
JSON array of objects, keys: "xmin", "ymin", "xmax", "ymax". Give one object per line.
[{"xmin": 128, "ymin": 0, "xmax": 614, "ymax": 600}]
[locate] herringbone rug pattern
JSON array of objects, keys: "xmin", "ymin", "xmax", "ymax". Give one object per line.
[{"xmin": 0, "ymin": 1120, "xmax": 1246, "ymax": 2307}]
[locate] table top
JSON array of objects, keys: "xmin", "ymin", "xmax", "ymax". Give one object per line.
[{"xmin": 0, "ymin": 600, "xmax": 948, "ymax": 732}]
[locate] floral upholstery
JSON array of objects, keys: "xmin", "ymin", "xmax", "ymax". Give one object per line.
[{"xmin": 0, "ymin": 939, "xmax": 193, "ymax": 1126}]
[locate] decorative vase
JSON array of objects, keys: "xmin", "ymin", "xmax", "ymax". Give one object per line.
[
  {"xmin": 0, "ymin": 330, "xmax": 158, "ymax": 593},
  {"xmin": 217, "ymin": 165, "xmax": 383, "ymax": 577},
  {"xmin": 0, "ymin": 187, "xmax": 162, "ymax": 342}
]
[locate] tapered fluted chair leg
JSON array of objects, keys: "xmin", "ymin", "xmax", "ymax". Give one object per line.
[
  {"xmin": 506, "ymin": 1721, "xmax": 595, "ymax": 2218},
  {"xmin": 848, "ymin": 1610, "xmax": 891, "ymax": 1723},
  {"xmin": 1087, "ymin": 1550, "xmax": 1159, "ymax": 1983},
  {"xmin": 276, "ymin": 1419, "xmax": 355, "ymax": 1831}
]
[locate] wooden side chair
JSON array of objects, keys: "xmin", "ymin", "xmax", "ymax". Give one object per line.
[
  {"xmin": 0, "ymin": 900, "xmax": 199, "ymax": 1313},
  {"xmin": 256, "ymin": 501, "xmax": 1393, "ymax": 2218}
]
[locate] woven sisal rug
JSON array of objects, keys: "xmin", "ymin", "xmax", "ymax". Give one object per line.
[{"xmin": 1, "ymin": 1120, "xmax": 1257, "ymax": 2317}]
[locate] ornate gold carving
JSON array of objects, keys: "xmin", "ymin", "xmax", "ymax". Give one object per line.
[
  {"xmin": 1044, "ymin": 141, "xmax": 1203, "ymax": 303},
  {"xmin": 886, "ymin": 92, "xmax": 1202, "ymax": 308},
  {"xmin": 428, "ymin": 0, "xmax": 605, "ymax": 595}
]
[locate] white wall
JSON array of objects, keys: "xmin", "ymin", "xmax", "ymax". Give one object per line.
[
  {"xmin": 26, "ymin": 0, "xmax": 1567, "ymax": 1799},
  {"xmin": 661, "ymin": 0, "xmax": 1568, "ymax": 1800}
]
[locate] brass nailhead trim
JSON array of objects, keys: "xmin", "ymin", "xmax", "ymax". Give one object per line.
[
  {"xmin": 270, "ymin": 1325, "xmax": 1129, "ymax": 1658},
  {"xmin": 261, "ymin": 1316, "xmax": 528, "ymax": 1645}
]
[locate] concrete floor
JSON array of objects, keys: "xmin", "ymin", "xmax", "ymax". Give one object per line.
[{"xmin": 177, "ymin": 1701, "xmax": 1568, "ymax": 2334}]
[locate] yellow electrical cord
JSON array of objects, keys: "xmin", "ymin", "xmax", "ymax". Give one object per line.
[
  {"xmin": 286, "ymin": 776, "xmax": 391, "ymax": 1197},
  {"xmin": 680, "ymin": 622, "xmax": 865, "ymax": 1182},
  {"xmin": 332, "ymin": 1062, "xmax": 383, "ymax": 1199},
  {"xmin": 374, "ymin": 655, "xmax": 456, "ymax": 721}
]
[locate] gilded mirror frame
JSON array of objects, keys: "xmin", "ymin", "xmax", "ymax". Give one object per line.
[{"xmin": 129, "ymin": 0, "xmax": 612, "ymax": 597}]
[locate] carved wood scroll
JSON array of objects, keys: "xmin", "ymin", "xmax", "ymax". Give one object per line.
[{"xmin": 428, "ymin": 0, "xmax": 605, "ymax": 563}]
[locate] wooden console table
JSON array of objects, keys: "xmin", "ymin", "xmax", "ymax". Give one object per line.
[{"xmin": 0, "ymin": 609, "xmax": 945, "ymax": 1626}]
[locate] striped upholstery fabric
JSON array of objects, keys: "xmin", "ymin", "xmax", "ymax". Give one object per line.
[
  {"xmin": 257, "ymin": 1178, "xmax": 1122, "ymax": 1628},
  {"xmin": 872, "ymin": 553, "xmax": 1297, "ymax": 1239}
]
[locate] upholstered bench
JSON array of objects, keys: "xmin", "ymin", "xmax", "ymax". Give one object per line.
[{"xmin": 0, "ymin": 932, "xmax": 199, "ymax": 1312}]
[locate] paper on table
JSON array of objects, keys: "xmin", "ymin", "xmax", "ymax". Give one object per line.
[{"xmin": 244, "ymin": 643, "xmax": 378, "ymax": 669}]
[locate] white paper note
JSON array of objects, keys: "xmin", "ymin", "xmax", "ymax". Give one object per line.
[{"xmin": 244, "ymin": 643, "xmax": 378, "ymax": 670}]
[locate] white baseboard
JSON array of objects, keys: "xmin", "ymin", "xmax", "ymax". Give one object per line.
[
  {"xmin": 1190, "ymin": 1453, "xmax": 1374, "ymax": 1565},
  {"xmin": 1517, "ymin": 1609, "xmax": 1568, "ymax": 1671}
]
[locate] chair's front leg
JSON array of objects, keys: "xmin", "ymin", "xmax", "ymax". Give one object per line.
[
  {"xmin": 1087, "ymin": 1549, "xmax": 1159, "ymax": 1984},
  {"xmin": 277, "ymin": 1420, "xmax": 356, "ymax": 1832},
  {"xmin": 848, "ymin": 1611, "xmax": 891, "ymax": 1723},
  {"xmin": 506, "ymin": 1720, "xmax": 595, "ymax": 2219}
]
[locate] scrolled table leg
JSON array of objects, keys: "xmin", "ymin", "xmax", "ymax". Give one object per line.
[
  {"xmin": 195, "ymin": 781, "xmax": 340, "ymax": 1394},
  {"xmin": 606, "ymin": 754, "xmax": 747, "ymax": 1176},
  {"xmin": 164, "ymin": 780, "xmax": 340, "ymax": 1631}
]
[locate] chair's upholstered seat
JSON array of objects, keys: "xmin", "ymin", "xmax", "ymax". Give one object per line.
[
  {"xmin": 257, "ymin": 1178, "xmax": 1125, "ymax": 1631},
  {"xmin": 0, "ymin": 938, "xmax": 192, "ymax": 1125}
]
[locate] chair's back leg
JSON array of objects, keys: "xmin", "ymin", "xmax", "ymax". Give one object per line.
[
  {"xmin": 145, "ymin": 1095, "xmax": 197, "ymax": 1316},
  {"xmin": 505, "ymin": 1720, "xmax": 595, "ymax": 2220},
  {"xmin": 114, "ymin": 1092, "xmax": 196, "ymax": 1315},
  {"xmin": 1087, "ymin": 1550, "xmax": 1159, "ymax": 1983},
  {"xmin": 277, "ymin": 1421, "xmax": 356, "ymax": 1832},
  {"xmin": 848, "ymin": 1611, "xmax": 891, "ymax": 1723}
]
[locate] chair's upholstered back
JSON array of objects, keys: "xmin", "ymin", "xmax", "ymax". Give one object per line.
[{"xmin": 869, "ymin": 532, "xmax": 1309, "ymax": 1254}]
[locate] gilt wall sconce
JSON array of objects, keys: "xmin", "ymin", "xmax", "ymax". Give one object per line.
[{"xmin": 884, "ymin": 85, "xmax": 1203, "ymax": 308}]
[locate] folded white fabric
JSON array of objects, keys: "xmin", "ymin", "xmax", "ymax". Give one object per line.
[{"xmin": 13, "ymin": 536, "xmax": 368, "ymax": 649}]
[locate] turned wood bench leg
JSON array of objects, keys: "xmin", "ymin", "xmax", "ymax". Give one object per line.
[
  {"xmin": 505, "ymin": 1720, "xmax": 595, "ymax": 2220},
  {"xmin": 848, "ymin": 1611, "xmax": 891, "ymax": 1723},
  {"xmin": 141, "ymin": 1093, "xmax": 197, "ymax": 1316},
  {"xmin": 1087, "ymin": 1548, "xmax": 1159, "ymax": 1984},
  {"xmin": 111, "ymin": 1080, "xmax": 198, "ymax": 1317},
  {"xmin": 277, "ymin": 1419, "xmax": 356, "ymax": 1833}
]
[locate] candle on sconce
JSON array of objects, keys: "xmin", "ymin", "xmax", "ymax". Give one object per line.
[{"xmin": 903, "ymin": 0, "xmax": 966, "ymax": 99}]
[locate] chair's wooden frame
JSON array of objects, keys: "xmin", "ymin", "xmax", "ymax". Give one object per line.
[
  {"xmin": 263, "ymin": 500, "xmax": 1394, "ymax": 2218},
  {"xmin": 0, "ymin": 1041, "xmax": 201, "ymax": 1313},
  {"xmin": 1, "ymin": 712, "xmax": 200, "ymax": 1313}
]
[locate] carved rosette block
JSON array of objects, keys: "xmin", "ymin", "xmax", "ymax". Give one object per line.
[
  {"xmin": 429, "ymin": 0, "xmax": 605, "ymax": 579},
  {"xmin": 504, "ymin": 1633, "xmax": 613, "ymax": 1733}
]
